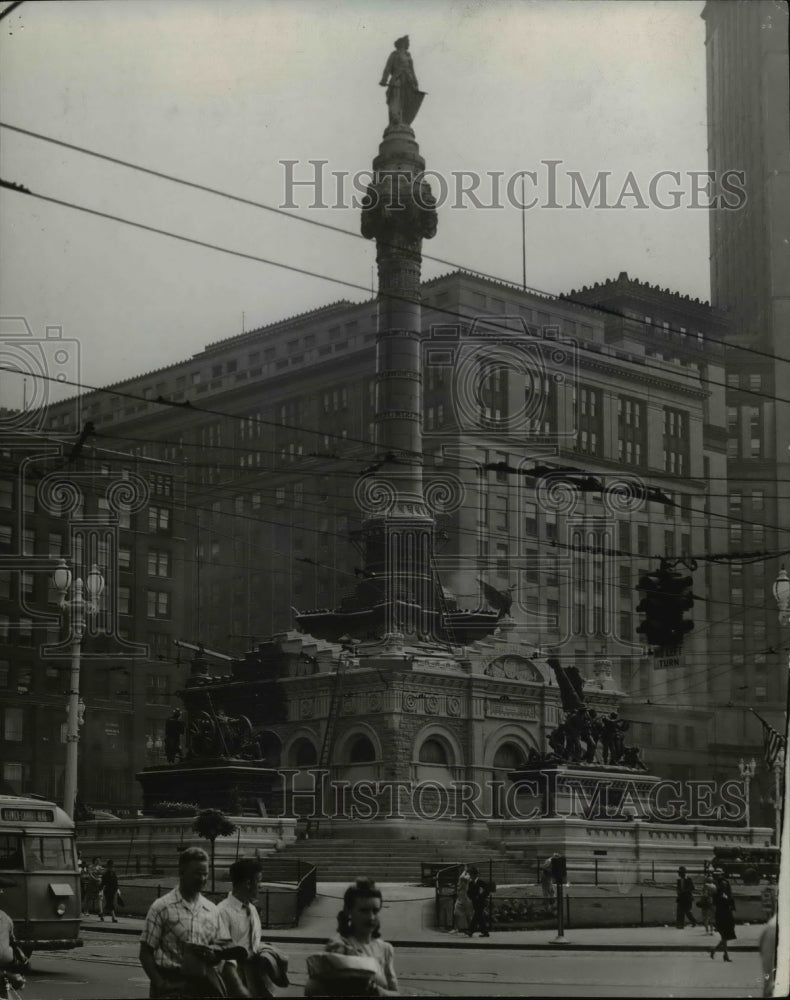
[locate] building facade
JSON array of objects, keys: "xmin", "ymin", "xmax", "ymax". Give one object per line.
[
  {"xmin": 702, "ymin": 0, "xmax": 790, "ymax": 810},
  {"xmin": 0, "ymin": 388, "xmax": 188, "ymax": 814},
  {"xmin": 23, "ymin": 269, "xmax": 738, "ymax": 811}
]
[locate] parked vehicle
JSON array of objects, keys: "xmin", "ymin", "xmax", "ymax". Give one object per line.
[
  {"xmin": 0, "ymin": 795, "xmax": 82, "ymax": 953},
  {"xmin": 711, "ymin": 846, "xmax": 780, "ymax": 885}
]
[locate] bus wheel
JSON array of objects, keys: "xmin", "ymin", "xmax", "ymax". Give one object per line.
[{"xmin": 742, "ymin": 867, "xmax": 759, "ymax": 885}]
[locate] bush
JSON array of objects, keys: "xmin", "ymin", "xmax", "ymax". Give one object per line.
[{"xmin": 151, "ymin": 801, "xmax": 199, "ymax": 818}]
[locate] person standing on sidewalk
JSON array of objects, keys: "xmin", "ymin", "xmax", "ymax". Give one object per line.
[
  {"xmin": 451, "ymin": 865, "xmax": 473, "ymax": 934},
  {"xmin": 100, "ymin": 859, "xmax": 119, "ymax": 923},
  {"xmin": 82, "ymin": 857, "xmax": 102, "ymax": 916},
  {"xmin": 466, "ymin": 866, "xmax": 491, "ymax": 938},
  {"xmin": 675, "ymin": 866, "xmax": 697, "ymax": 929},
  {"xmin": 541, "ymin": 856, "xmax": 558, "ymax": 913},
  {"xmin": 697, "ymin": 872, "xmax": 716, "ymax": 934},
  {"xmin": 709, "ymin": 868, "xmax": 736, "ymax": 962}
]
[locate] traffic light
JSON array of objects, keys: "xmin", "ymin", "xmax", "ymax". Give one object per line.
[
  {"xmin": 660, "ymin": 568, "xmax": 694, "ymax": 647},
  {"xmin": 550, "ymin": 854, "xmax": 567, "ymax": 883},
  {"xmin": 635, "ymin": 570, "xmax": 668, "ymax": 647},
  {"xmin": 635, "ymin": 566, "xmax": 695, "ymax": 650}
]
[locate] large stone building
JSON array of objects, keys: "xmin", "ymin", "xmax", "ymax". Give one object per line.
[
  {"xmin": 20, "ymin": 267, "xmax": 744, "ymax": 813},
  {"xmin": 0, "ymin": 379, "xmax": 187, "ymax": 813},
  {"xmin": 702, "ymin": 0, "xmax": 790, "ymax": 803}
]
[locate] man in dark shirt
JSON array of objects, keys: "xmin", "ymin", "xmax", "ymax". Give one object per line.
[
  {"xmin": 675, "ymin": 866, "xmax": 697, "ymax": 928},
  {"xmin": 466, "ymin": 866, "xmax": 491, "ymax": 937}
]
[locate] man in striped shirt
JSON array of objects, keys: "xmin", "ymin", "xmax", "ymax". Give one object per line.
[{"xmin": 139, "ymin": 847, "xmax": 226, "ymax": 998}]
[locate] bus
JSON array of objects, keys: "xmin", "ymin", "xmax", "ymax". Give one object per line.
[{"xmin": 0, "ymin": 794, "xmax": 82, "ymax": 953}]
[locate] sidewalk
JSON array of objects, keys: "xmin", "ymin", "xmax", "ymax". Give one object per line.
[{"xmin": 84, "ymin": 882, "xmax": 763, "ymax": 951}]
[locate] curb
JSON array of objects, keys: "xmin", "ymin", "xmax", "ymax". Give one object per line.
[{"xmin": 81, "ymin": 923, "xmax": 759, "ymax": 952}]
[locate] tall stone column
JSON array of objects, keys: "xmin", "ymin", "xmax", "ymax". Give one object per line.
[{"xmin": 360, "ymin": 122, "xmax": 438, "ymax": 638}]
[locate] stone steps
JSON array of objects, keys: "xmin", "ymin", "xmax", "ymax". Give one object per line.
[{"xmin": 280, "ymin": 838, "xmax": 536, "ymax": 883}]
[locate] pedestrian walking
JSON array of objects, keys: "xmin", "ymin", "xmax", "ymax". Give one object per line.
[
  {"xmin": 82, "ymin": 857, "xmax": 102, "ymax": 916},
  {"xmin": 541, "ymin": 855, "xmax": 558, "ymax": 912},
  {"xmin": 675, "ymin": 866, "xmax": 697, "ymax": 928},
  {"xmin": 697, "ymin": 873, "xmax": 716, "ymax": 934},
  {"xmin": 709, "ymin": 868, "xmax": 736, "ymax": 962},
  {"xmin": 216, "ymin": 857, "xmax": 290, "ymax": 998},
  {"xmin": 139, "ymin": 846, "xmax": 227, "ymax": 998},
  {"xmin": 305, "ymin": 877, "xmax": 399, "ymax": 996},
  {"xmin": 466, "ymin": 866, "xmax": 491, "ymax": 937},
  {"xmin": 451, "ymin": 864, "xmax": 473, "ymax": 934},
  {"xmin": 100, "ymin": 859, "xmax": 119, "ymax": 923}
]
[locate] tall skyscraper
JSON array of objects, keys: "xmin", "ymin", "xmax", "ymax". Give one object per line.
[{"xmin": 703, "ymin": 1, "xmax": 790, "ymax": 792}]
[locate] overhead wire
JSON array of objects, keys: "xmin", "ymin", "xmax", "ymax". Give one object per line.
[
  {"xmin": 2, "ymin": 180, "xmax": 790, "ymax": 411},
  {"xmin": 3, "ymin": 120, "xmax": 790, "ymax": 372}
]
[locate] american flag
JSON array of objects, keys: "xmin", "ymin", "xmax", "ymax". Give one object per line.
[{"xmin": 752, "ymin": 710, "xmax": 787, "ymax": 769}]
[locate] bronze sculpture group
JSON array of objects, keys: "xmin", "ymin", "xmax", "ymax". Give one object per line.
[{"xmin": 543, "ymin": 659, "xmax": 647, "ymax": 770}]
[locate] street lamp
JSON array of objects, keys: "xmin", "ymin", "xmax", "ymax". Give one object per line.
[
  {"xmin": 738, "ymin": 757, "xmax": 756, "ymax": 829},
  {"xmin": 774, "ymin": 566, "xmax": 790, "ymax": 626},
  {"xmin": 53, "ymin": 559, "xmax": 104, "ymax": 820},
  {"xmin": 773, "ymin": 748, "xmax": 786, "ymax": 848}
]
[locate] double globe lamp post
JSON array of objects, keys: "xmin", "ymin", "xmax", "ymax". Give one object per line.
[{"xmin": 53, "ymin": 559, "xmax": 104, "ymax": 820}]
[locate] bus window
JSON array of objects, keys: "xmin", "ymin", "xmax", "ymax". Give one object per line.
[
  {"xmin": 23, "ymin": 836, "xmax": 73, "ymax": 871},
  {"xmin": 0, "ymin": 834, "xmax": 23, "ymax": 870}
]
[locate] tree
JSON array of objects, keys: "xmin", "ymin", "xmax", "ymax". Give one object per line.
[{"xmin": 192, "ymin": 808, "xmax": 237, "ymax": 892}]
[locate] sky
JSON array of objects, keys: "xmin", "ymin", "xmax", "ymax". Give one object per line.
[{"xmin": 0, "ymin": 0, "xmax": 712, "ymax": 409}]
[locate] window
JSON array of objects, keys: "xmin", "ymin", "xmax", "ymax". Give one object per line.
[
  {"xmin": 637, "ymin": 525, "xmax": 649, "ymax": 556},
  {"xmin": 23, "ymin": 836, "xmax": 72, "ymax": 871},
  {"xmin": 348, "ymin": 735, "xmax": 376, "ymax": 763},
  {"xmin": 22, "ymin": 530, "xmax": 35, "ymax": 555},
  {"xmin": 292, "ymin": 738, "xmax": 317, "ymax": 766},
  {"xmin": 663, "ymin": 408, "xmax": 689, "ymax": 475},
  {"xmin": 2, "ymin": 765, "xmax": 23, "ymax": 795},
  {"xmin": 494, "ymin": 497, "xmax": 508, "ymax": 532},
  {"xmin": 148, "ymin": 550, "xmax": 170, "ymax": 577},
  {"xmin": 151, "ymin": 474, "xmax": 172, "ymax": 497},
  {"xmin": 574, "ymin": 387, "xmax": 603, "ymax": 457},
  {"xmin": 3, "ymin": 707, "xmax": 24, "ymax": 742},
  {"xmin": 419, "ymin": 738, "xmax": 449, "ymax": 765},
  {"xmin": 146, "ymin": 590, "xmax": 170, "ymax": 620},
  {"xmin": 617, "ymin": 396, "xmax": 647, "ymax": 466},
  {"xmin": 146, "ymin": 674, "xmax": 168, "ymax": 705},
  {"xmin": 148, "ymin": 506, "xmax": 170, "ymax": 533},
  {"xmin": 118, "ymin": 547, "xmax": 131, "ymax": 570},
  {"xmin": 751, "ymin": 490, "xmax": 764, "ymax": 511},
  {"xmin": 0, "ymin": 481, "xmax": 12, "ymax": 509},
  {"xmin": 0, "ymin": 833, "xmax": 23, "ymax": 869},
  {"xmin": 117, "ymin": 586, "xmax": 131, "ymax": 615}
]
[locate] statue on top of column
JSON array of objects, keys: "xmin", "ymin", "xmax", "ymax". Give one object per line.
[{"xmin": 380, "ymin": 35, "xmax": 425, "ymax": 127}]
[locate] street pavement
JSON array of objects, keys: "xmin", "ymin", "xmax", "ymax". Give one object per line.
[
  {"xmin": 76, "ymin": 880, "xmax": 766, "ymax": 952},
  {"xmin": 26, "ymin": 930, "xmax": 767, "ymax": 998},
  {"xmin": 17, "ymin": 883, "xmax": 768, "ymax": 998}
]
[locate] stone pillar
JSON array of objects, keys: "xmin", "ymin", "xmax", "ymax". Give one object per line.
[{"xmin": 360, "ymin": 123, "xmax": 439, "ymax": 638}]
